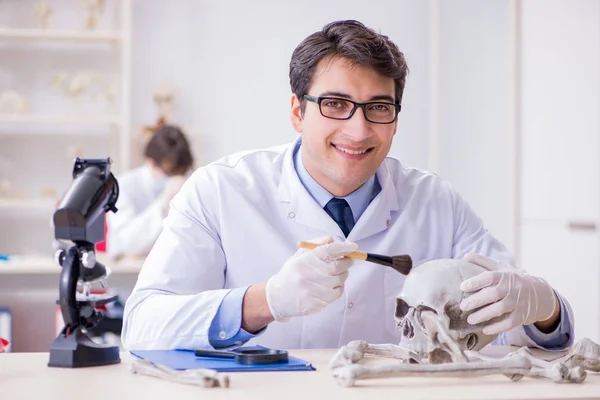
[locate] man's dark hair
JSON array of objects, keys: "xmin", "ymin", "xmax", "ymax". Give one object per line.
[
  {"xmin": 144, "ymin": 125, "xmax": 194, "ymax": 176},
  {"xmin": 289, "ymin": 20, "xmax": 409, "ymax": 113}
]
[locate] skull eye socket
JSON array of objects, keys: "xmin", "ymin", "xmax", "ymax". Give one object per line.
[
  {"xmin": 415, "ymin": 305, "xmax": 437, "ymax": 315},
  {"xmin": 395, "ymin": 298, "xmax": 410, "ymax": 318},
  {"xmin": 466, "ymin": 333, "xmax": 478, "ymax": 350}
]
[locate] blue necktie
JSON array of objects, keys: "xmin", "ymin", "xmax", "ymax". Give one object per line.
[{"xmin": 324, "ymin": 198, "xmax": 355, "ymax": 237}]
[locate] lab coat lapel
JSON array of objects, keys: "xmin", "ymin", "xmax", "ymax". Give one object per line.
[
  {"xmin": 346, "ymin": 161, "xmax": 401, "ymax": 242},
  {"xmin": 275, "ymin": 140, "xmax": 344, "ymax": 235}
]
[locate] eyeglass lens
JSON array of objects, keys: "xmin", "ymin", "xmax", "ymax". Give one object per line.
[{"xmin": 319, "ymin": 98, "xmax": 397, "ymax": 123}]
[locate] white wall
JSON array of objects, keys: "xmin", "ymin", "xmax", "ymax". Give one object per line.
[
  {"xmin": 436, "ymin": 0, "xmax": 515, "ymax": 251},
  {"xmin": 131, "ymin": 0, "xmax": 433, "ymax": 170}
]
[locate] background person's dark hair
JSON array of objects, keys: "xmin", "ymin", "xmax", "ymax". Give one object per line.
[
  {"xmin": 144, "ymin": 125, "xmax": 194, "ymax": 176},
  {"xmin": 289, "ymin": 20, "xmax": 409, "ymax": 114}
]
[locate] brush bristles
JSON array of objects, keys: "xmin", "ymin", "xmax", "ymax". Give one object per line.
[
  {"xmin": 364, "ymin": 253, "xmax": 413, "ymax": 275},
  {"xmin": 391, "ymin": 255, "xmax": 412, "ymax": 275}
]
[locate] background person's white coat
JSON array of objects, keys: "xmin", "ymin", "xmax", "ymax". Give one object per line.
[{"xmin": 106, "ymin": 164, "xmax": 167, "ymax": 258}]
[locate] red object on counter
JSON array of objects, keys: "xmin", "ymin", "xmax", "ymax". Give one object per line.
[{"xmin": 0, "ymin": 337, "xmax": 9, "ymax": 352}]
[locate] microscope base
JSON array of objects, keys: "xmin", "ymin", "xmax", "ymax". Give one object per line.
[{"xmin": 48, "ymin": 326, "xmax": 121, "ymax": 368}]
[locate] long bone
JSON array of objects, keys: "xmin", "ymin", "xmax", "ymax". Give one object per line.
[
  {"xmin": 329, "ymin": 340, "xmax": 421, "ymax": 370},
  {"xmin": 331, "ymin": 355, "xmax": 533, "ymax": 388},
  {"xmin": 130, "ymin": 359, "xmax": 230, "ymax": 388},
  {"xmin": 465, "ymin": 347, "xmax": 586, "ymax": 384}
]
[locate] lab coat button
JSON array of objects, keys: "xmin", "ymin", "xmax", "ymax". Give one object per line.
[
  {"xmin": 219, "ymin": 331, "xmax": 227, "ymax": 339},
  {"xmin": 347, "ymin": 302, "xmax": 354, "ymax": 309},
  {"xmin": 386, "ymin": 219, "xmax": 391, "ymax": 227},
  {"xmin": 288, "ymin": 212, "xmax": 296, "ymax": 219}
]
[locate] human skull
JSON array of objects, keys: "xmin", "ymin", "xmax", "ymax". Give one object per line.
[
  {"xmin": 153, "ymin": 84, "xmax": 177, "ymax": 119},
  {"xmin": 395, "ymin": 258, "xmax": 500, "ymax": 364}
]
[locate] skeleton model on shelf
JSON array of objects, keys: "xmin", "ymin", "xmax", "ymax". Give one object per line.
[
  {"xmin": 0, "ymin": 90, "xmax": 30, "ymax": 114},
  {"xmin": 52, "ymin": 71, "xmax": 116, "ymax": 112},
  {"xmin": 81, "ymin": 0, "xmax": 105, "ymax": 30},
  {"xmin": 0, "ymin": 157, "xmax": 24, "ymax": 200},
  {"xmin": 329, "ymin": 258, "xmax": 600, "ymax": 387},
  {"xmin": 139, "ymin": 84, "xmax": 177, "ymax": 141},
  {"xmin": 0, "ymin": 178, "xmax": 27, "ymax": 199},
  {"xmin": 35, "ymin": 0, "xmax": 54, "ymax": 29},
  {"xmin": 153, "ymin": 84, "xmax": 177, "ymax": 123}
]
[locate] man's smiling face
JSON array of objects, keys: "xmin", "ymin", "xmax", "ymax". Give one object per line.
[{"xmin": 290, "ymin": 56, "xmax": 398, "ymax": 197}]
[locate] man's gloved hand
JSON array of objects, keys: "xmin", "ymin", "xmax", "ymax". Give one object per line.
[
  {"xmin": 459, "ymin": 253, "xmax": 558, "ymax": 335},
  {"xmin": 265, "ymin": 236, "xmax": 358, "ymax": 322},
  {"xmin": 158, "ymin": 175, "xmax": 186, "ymax": 215}
]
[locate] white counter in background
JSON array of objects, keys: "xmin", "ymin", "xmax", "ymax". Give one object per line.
[{"xmin": 0, "ymin": 253, "xmax": 144, "ymax": 275}]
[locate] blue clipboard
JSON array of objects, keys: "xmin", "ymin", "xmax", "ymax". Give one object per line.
[{"xmin": 130, "ymin": 345, "xmax": 315, "ymax": 372}]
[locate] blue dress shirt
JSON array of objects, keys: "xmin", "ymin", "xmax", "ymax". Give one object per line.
[{"xmin": 207, "ymin": 141, "xmax": 572, "ymax": 349}]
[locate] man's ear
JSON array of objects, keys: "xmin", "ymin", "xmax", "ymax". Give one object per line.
[{"xmin": 290, "ymin": 94, "xmax": 303, "ymax": 133}]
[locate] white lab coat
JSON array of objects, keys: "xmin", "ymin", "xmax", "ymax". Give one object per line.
[
  {"xmin": 106, "ymin": 163, "xmax": 167, "ymax": 258},
  {"xmin": 122, "ymin": 138, "xmax": 574, "ymax": 351}
]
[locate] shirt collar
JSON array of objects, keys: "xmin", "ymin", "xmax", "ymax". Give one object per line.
[{"xmin": 292, "ymin": 138, "xmax": 380, "ymax": 222}]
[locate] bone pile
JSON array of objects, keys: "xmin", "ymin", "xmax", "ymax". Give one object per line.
[{"xmin": 329, "ymin": 258, "xmax": 600, "ymax": 387}]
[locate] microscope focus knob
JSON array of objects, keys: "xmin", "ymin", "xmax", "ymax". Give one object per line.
[
  {"xmin": 81, "ymin": 251, "xmax": 96, "ymax": 269},
  {"xmin": 55, "ymin": 249, "xmax": 66, "ymax": 267}
]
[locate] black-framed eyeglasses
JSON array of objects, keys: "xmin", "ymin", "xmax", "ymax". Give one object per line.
[{"xmin": 303, "ymin": 95, "xmax": 401, "ymax": 124}]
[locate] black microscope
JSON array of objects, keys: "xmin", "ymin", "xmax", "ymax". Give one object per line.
[{"xmin": 48, "ymin": 157, "xmax": 121, "ymax": 368}]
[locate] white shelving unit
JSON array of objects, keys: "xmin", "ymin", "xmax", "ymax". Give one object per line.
[
  {"xmin": 0, "ymin": 1, "xmax": 137, "ymax": 353},
  {"xmin": 0, "ymin": 254, "xmax": 143, "ymax": 275},
  {"xmin": 0, "ymin": 113, "xmax": 120, "ymax": 126},
  {"xmin": 0, "ymin": 28, "xmax": 121, "ymax": 42},
  {"xmin": 0, "ymin": 0, "xmax": 132, "ymax": 216}
]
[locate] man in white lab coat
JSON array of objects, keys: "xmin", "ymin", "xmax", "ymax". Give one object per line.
[
  {"xmin": 122, "ymin": 20, "xmax": 574, "ymax": 351},
  {"xmin": 106, "ymin": 125, "xmax": 194, "ymax": 259}
]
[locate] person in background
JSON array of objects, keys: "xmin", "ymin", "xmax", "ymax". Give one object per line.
[{"xmin": 106, "ymin": 125, "xmax": 194, "ymax": 259}]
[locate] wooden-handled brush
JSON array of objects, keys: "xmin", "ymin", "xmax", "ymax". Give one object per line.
[{"xmin": 297, "ymin": 241, "xmax": 413, "ymax": 276}]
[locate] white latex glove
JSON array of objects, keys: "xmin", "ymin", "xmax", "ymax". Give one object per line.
[
  {"xmin": 158, "ymin": 175, "xmax": 186, "ymax": 215},
  {"xmin": 265, "ymin": 236, "xmax": 358, "ymax": 322},
  {"xmin": 459, "ymin": 253, "xmax": 558, "ymax": 335}
]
